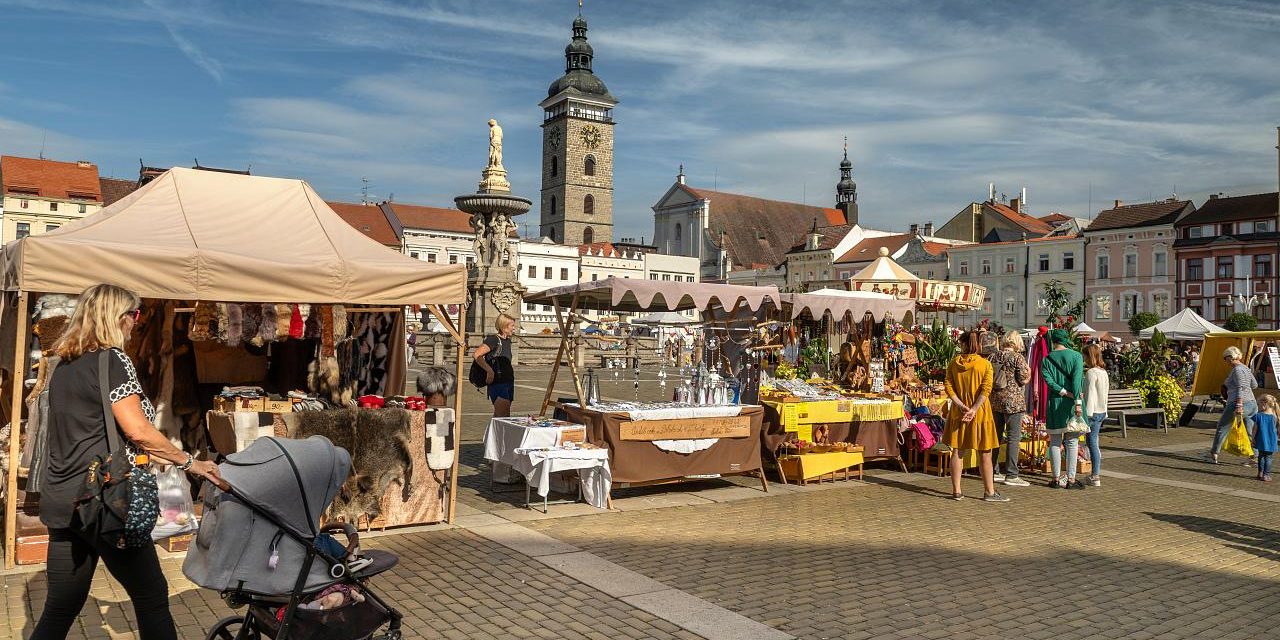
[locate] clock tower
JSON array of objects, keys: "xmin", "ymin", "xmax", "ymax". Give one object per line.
[{"xmin": 539, "ymin": 12, "xmax": 617, "ymax": 246}]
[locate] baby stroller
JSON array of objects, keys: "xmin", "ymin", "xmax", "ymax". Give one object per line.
[{"xmin": 183, "ymin": 436, "xmax": 403, "ymax": 640}]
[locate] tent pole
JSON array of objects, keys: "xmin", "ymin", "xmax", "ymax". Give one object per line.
[
  {"xmin": 447, "ymin": 303, "xmax": 466, "ymax": 525},
  {"xmin": 541, "ymin": 299, "xmax": 571, "ymax": 416},
  {"xmin": 564, "ymin": 293, "xmax": 588, "ymax": 408},
  {"xmin": 5, "ymin": 291, "xmax": 29, "ymax": 570}
]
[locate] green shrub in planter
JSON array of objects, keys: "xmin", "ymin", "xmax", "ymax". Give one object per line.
[
  {"xmin": 1225, "ymin": 313, "xmax": 1258, "ymax": 332},
  {"xmin": 1133, "ymin": 374, "xmax": 1184, "ymax": 425}
]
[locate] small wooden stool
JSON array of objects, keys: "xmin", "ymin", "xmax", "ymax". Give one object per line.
[{"xmin": 923, "ymin": 446, "xmax": 952, "ymax": 476}]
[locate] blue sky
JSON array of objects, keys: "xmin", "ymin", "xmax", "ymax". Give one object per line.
[{"xmin": 1, "ymin": 0, "xmax": 1278, "ymax": 240}]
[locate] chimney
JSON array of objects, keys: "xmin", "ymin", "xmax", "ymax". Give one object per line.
[
  {"xmin": 676, "ymin": 164, "xmax": 686, "ymax": 185},
  {"xmin": 1209, "ymin": 193, "xmax": 1219, "ymax": 200},
  {"xmin": 77, "ymin": 160, "xmax": 92, "ymax": 168},
  {"xmin": 909, "ymin": 223, "xmax": 919, "ymax": 234},
  {"xmin": 1010, "ymin": 197, "xmax": 1021, "ymax": 213},
  {"xmin": 923, "ymin": 222, "xmax": 934, "ymax": 236}
]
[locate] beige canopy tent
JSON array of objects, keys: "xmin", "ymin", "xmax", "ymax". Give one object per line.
[
  {"xmin": 782, "ymin": 289, "xmax": 914, "ymax": 321},
  {"xmin": 0, "ymin": 168, "xmax": 470, "ymax": 567},
  {"xmin": 848, "ymin": 247, "xmax": 984, "ymax": 312}
]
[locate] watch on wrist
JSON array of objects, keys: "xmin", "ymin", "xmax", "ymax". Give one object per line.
[{"xmin": 178, "ymin": 453, "xmax": 194, "ymax": 471}]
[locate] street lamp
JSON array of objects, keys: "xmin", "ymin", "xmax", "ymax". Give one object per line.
[{"xmin": 1223, "ymin": 274, "xmax": 1271, "ymax": 312}]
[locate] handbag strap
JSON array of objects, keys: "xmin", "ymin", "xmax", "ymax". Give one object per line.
[{"xmin": 97, "ymin": 349, "xmax": 123, "ymax": 454}]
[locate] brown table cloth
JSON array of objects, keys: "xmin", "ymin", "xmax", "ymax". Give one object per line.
[{"xmin": 564, "ymin": 405, "xmax": 764, "ymax": 484}]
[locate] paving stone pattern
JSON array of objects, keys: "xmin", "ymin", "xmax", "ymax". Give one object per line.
[{"xmin": 529, "ymin": 476, "xmax": 1280, "ymax": 640}]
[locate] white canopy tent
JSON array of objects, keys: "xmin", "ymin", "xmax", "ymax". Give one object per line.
[
  {"xmin": 1139, "ymin": 308, "xmax": 1222, "ymax": 341},
  {"xmin": 1075, "ymin": 322, "xmax": 1098, "ymax": 335}
]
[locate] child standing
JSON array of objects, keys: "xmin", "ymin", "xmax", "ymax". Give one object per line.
[{"xmin": 1254, "ymin": 395, "xmax": 1278, "ymax": 482}]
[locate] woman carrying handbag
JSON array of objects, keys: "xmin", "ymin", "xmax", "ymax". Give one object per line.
[{"xmin": 32, "ymin": 284, "xmax": 222, "ymax": 640}]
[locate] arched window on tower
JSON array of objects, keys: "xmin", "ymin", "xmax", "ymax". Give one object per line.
[
  {"xmin": 674, "ymin": 223, "xmax": 682, "ymax": 252},
  {"xmin": 583, "ymin": 194, "xmax": 594, "ymax": 215},
  {"xmin": 549, "ymin": 195, "xmax": 557, "ymax": 217},
  {"xmin": 584, "ymin": 155, "xmax": 596, "ymax": 176},
  {"xmin": 550, "ymin": 155, "xmax": 558, "ymax": 178},
  {"xmin": 583, "ymin": 226, "xmax": 594, "ymax": 245}
]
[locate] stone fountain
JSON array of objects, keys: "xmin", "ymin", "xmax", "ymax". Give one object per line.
[{"xmin": 455, "ymin": 119, "xmax": 531, "ymax": 335}]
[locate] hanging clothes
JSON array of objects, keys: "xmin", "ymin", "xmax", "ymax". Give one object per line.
[{"xmin": 1027, "ymin": 329, "xmax": 1051, "ymax": 422}]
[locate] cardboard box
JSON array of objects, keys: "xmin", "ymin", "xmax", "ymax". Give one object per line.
[
  {"xmin": 215, "ymin": 396, "xmax": 265, "ymax": 413},
  {"xmin": 207, "ymin": 410, "xmax": 275, "ymax": 455}
]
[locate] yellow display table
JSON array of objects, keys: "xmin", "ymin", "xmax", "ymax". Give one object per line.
[
  {"xmin": 761, "ymin": 394, "xmax": 902, "ymax": 442},
  {"xmin": 776, "ymin": 450, "xmax": 864, "ymax": 484}
]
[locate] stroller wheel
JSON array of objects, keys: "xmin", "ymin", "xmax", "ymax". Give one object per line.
[{"xmin": 206, "ymin": 615, "xmax": 260, "ymax": 640}]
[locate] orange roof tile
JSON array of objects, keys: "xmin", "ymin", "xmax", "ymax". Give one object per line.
[
  {"xmin": 986, "ymin": 201, "xmax": 1054, "ymax": 235},
  {"xmin": 327, "ymin": 201, "xmax": 400, "ymax": 247},
  {"xmin": 99, "ymin": 177, "xmax": 139, "ymax": 206},
  {"xmin": 835, "ymin": 233, "xmax": 915, "ymax": 264},
  {"xmin": 381, "ymin": 202, "xmax": 472, "ymax": 235},
  {"xmin": 1, "ymin": 155, "xmax": 101, "ymax": 201},
  {"xmin": 679, "ymin": 185, "xmax": 847, "ymax": 270}
]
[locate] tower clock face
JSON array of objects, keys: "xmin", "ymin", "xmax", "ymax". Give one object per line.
[
  {"xmin": 548, "ymin": 126, "xmax": 561, "ymax": 149},
  {"xmin": 579, "ymin": 124, "xmax": 601, "ymax": 149}
]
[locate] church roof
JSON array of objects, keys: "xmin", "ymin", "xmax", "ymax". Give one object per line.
[
  {"xmin": 682, "ymin": 184, "xmax": 846, "ymax": 270},
  {"xmin": 835, "ymin": 233, "xmax": 915, "ymax": 264},
  {"xmin": 785, "ymin": 224, "xmax": 854, "ymax": 254}
]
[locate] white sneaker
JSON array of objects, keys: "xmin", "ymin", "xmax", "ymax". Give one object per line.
[
  {"xmin": 1002, "ymin": 476, "xmax": 1030, "ymax": 487},
  {"xmin": 1089, "ymin": 476, "xmax": 1101, "ymax": 487},
  {"xmin": 993, "ymin": 473, "xmax": 1006, "ymax": 482}
]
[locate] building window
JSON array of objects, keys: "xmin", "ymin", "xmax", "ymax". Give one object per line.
[
  {"xmin": 583, "ymin": 194, "xmax": 594, "ymax": 215},
  {"xmin": 1096, "ymin": 255, "xmax": 1109, "ymax": 279},
  {"xmin": 1152, "ymin": 292, "xmax": 1170, "ymax": 318},
  {"xmin": 958, "ymin": 261, "xmax": 969, "ymax": 276},
  {"xmin": 584, "ymin": 155, "xmax": 596, "ymax": 176},
  {"xmin": 1187, "ymin": 258, "xmax": 1203, "ymax": 280},
  {"xmin": 1004, "ymin": 257, "xmax": 1016, "ymax": 274},
  {"xmin": 544, "ymin": 266, "xmax": 553, "ymax": 279},
  {"xmin": 410, "ymin": 252, "xmax": 419, "ymax": 260},
  {"xmin": 550, "ymin": 227, "xmax": 557, "ymax": 243},
  {"xmin": 662, "ymin": 274, "xmax": 670, "ymax": 281},
  {"xmin": 1124, "ymin": 253, "xmax": 1137, "ymax": 278},
  {"xmin": 927, "ymin": 270, "xmax": 934, "ymax": 279},
  {"xmin": 650, "ymin": 274, "xmax": 659, "ymax": 280},
  {"xmin": 49, "ymin": 202, "xmax": 58, "ymax": 212},
  {"xmin": 674, "ymin": 223, "xmax": 682, "ymax": 250},
  {"xmin": 582, "ymin": 226, "xmax": 594, "ymax": 245},
  {"xmin": 560, "ymin": 267, "xmax": 569, "ymax": 280},
  {"xmin": 1094, "ymin": 294, "xmax": 1111, "ymax": 320},
  {"xmin": 78, "ymin": 203, "xmax": 86, "ymax": 214},
  {"xmin": 1122, "ymin": 294, "xmax": 1139, "ymax": 319},
  {"xmin": 15, "ymin": 222, "xmax": 30, "ymax": 239},
  {"xmin": 980, "ymin": 259, "xmax": 991, "ymax": 275},
  {"xmin": 465, "ymin": 256, "xmax": 474, "ymax": 265},
  {"xmin": 1004, "ymin": 297, "xmax": 1016, "ymax": 316},
  {"xmin": 1220, "ymin": 223, "xmax": 1233, "ymax": 235},
  {"xmin": 549, "ymin": 196, "xmax": 557, "ymax": 217},
  {"xmin": 1063, "ymin": 252, "xmax": 1074, "ymax": 271},
  {"xmin": 543, "ymin": 305, "xmax": 552, "ymax": 312},
  {"xmin": 45, "ymin": 223, "xmax": 60, "ymax": 232},
  {"xmin": 1217, "ymin": 298, "xmax": 1233, "ymax": 322},
  {"xmin": 1153, "ymin": 251, "xmax": 1167, "ymax": 277},
  {"xmin": 1217, "ymin": 257, "xmax": 1233, "ymax": 279},
  {"xmin": 427, "ymin": 253, "xmax": 437, "ymax": 263},
  {"xmin": 20, "ymin": 199, "xmax": 29, "ymax": 209},
  {"xmin": 1256, "ymin": 220, "xmax": 1273, "ymax": 233},
  {"xmin": 1255, "ymin": 255, "xmax": 1273, "ymax": 278},
  {"xmin": 1187, "ymin": 226, "xmax": 1201, "ymax": 239},
  {"xmin": 449, "ymin": 254, "xmax": 458, "ymax": 264},
  {"xmin": 550, "ymin": 156, "xmax": 558, "ymax": 178},
  {"xmin": 1239, "ymin": 222, "xmax": 1255, "ymax": 234},
  {"xmin": 527, "ymin": 265, "xmax": 536, "ymax": 278},
  {"xmin": 591, "ymin": 273, "xmax": 598, "ymax": 281}
]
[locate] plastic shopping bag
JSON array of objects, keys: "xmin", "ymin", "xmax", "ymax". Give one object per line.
[
  {"xmin": 1223, "ymin": 415, "xmax": 1255, "ymax": 458},
  {"xmin": 151, "ymin": 465, "xmax": 197, "ymax": 541}
]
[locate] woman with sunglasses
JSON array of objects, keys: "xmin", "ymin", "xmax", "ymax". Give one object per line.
[{"xmin": 32, "ymin": 284, "xmax": 221, "ymax": 640}]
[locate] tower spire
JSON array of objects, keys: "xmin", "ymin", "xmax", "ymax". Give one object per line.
[{"xmin": 836, "ymin": 137, "xmax": 858, "ymax": 225}]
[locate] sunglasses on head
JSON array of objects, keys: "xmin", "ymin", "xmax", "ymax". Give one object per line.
[{"xmin": 125, "ymin": 308, "xmax": 142, "ymax": 322}]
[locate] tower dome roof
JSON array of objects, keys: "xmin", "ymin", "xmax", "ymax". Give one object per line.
[{"xmin": 547, "ymin": 71, "xmax": 615, "ymax": 100}]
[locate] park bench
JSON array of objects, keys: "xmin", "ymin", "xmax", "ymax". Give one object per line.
[{"xmin": 1106, "ymin": 388, "xmax": 1167, "ymax": 438}]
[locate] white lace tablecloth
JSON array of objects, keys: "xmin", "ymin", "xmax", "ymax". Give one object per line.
[
  {"xmin": 575, "ymin": 404, "xmax": 749, "ymax": 421},
  {"xmin": 521, "ymin": 448, "xmax": 611, "ymax": 509}
]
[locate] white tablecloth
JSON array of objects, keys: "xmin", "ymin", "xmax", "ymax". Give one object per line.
[
  {"xmin": 569, "ymin": 403, "xmax": 750, "ymax": 421},
  {"xmin": 483, "ymin": 418, "xmax": 610, "ymax": 509}
]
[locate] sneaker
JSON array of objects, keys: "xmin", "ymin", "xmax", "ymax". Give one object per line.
[
  {"xmin": 1265, "ymin": 475, "xmax": 1274, "ymax": 482},
  {"xmin": 1048, "ymin": 477, "xmax": 1065, "ymax": 488},
  {"xmin": 952, "ymin": 493, "xmax": 964, "ymax": 501},
  {"xmin": 1067, "ymin": 479, "xmax": 1087, "ymax": 490},
  {"xmin": 1203, "ymin": 453, "xmax": 1220, "ymax": 465},
  {"xmin": 993, "ymin": 472, "xmax": 1006, "ymax": 482},
  {"xmin": 1089, "ymin": 476, "xmax": 1101, "ymax": 487},
  {"xmin": 1002, "ymin": 476, "xmax": 1031, "ymax": 487},
  {"xmin": 983, "ymin": 492, "xmax": 1011, "ymax": 502}
]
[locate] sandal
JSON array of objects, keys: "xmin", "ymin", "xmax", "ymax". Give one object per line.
[{"xmin": 952, "ymin": 493, "xmax": 963, "ymax": 501}]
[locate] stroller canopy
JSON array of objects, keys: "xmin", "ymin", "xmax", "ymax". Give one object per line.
[{"xmin": 220, "ymin": 436, "xmax": 350, "ymax": 538}]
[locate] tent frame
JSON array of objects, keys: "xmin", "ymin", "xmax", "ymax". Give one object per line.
[{"xmin": 3, "ymin": 293, "xmax": 467, "ymax": 569}]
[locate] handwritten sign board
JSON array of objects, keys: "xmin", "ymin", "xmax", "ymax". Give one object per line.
[
  {"xmin": 1268, "ymin": 347, "xmax": 1280, "ymax": 389},
  {"xmin": 619, "ymin": 416, "xmax": 751, "ymax": 441}
]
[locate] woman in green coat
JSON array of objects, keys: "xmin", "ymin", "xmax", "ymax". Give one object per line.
[{"xmin": 1041, "ymin": 329, "xmax": 1085, "ymax": 489}]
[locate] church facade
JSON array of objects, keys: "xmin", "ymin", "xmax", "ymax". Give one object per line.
[{"xmin": 538, "ymin": 14, "xmax": 617, "ymax": 247}]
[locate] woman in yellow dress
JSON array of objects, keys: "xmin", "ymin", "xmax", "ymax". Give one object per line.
[{"xmin": 943, "ymin": 330, "xmax": 1008, "ymax": 502}]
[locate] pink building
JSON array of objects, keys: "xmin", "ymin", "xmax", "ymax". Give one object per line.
[{"xmin": 1082, "ymin": 199, "xmax": 1196, "ymax": 336}]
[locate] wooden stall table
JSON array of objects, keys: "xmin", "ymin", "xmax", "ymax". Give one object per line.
[
  {"xmin": 776, "ymin": 445, "xmax": 865, "ymax": 484},
  {"xmin": 562, "ymin": 404, "xmax": 768, "ymax": 491}
]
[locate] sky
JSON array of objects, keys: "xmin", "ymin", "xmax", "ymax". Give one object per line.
[{"xmin": 1, "ymin": 0, "xmax": 1278, "ymax": 241}]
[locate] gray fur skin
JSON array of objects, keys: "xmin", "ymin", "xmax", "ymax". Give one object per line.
[{"xmin": 291, "ymin": 408, "xmax": 413, "ymax": 525}]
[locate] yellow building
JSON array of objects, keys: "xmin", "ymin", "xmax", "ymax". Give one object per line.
[{"xmin": 1, "ymin": 155, "xmax": 104, "ymax": 243}]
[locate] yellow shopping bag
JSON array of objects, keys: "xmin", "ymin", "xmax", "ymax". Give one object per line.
[{"xmin": 1223, "ymin": 415, "xmax": 1255, "ymax": 458}]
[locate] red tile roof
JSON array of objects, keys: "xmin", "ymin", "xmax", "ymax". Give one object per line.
[
  {"xmin": 1087, "ymin": 198, "xmax": 1194, "ymax": 232},
  {"xmin": 381, "ymin": 202, "xmax": 472, "ymax": 235},
  {"xmin": 921, "ymin": 241, "xmax": 950, "ymax": 256},
  {"xmin": 1179, "ymin": 192, "xmax": 1278, "ymax": 225},
  {"xmin": 986, "ymin": 201, "xmax": 1054, "ymax": 235},
  {"xmin": 99, "ymin": 177, "xmax": 139, "ymax": 206},
  {"xmin": 1, "ymin": 155, "xmax": 101, "ymax": 201},
  {"xmin": 681, "ymin": 185, "xmax": 846, "ymax": 271},
  {"xmin": 579, "ymin": 242, "xmax": 638, "ymax": 257},
  {"xmin": 327, "ymin": 201, "xmax": 400, "ymax": 247},
  {"xmin": 835, "ymin": 233, "xmax": 915, "ymax": 264},
  {"xmin": 947, "ymin": 234, "xmax": 1071, "ymax": 249},
  {"xmin": 786, "ymin": 223, "xmax": 854, "ymax": 254},
  {"xmin": 1038, "ymin": 212, "xmax": 1071, "ymax": 224}
]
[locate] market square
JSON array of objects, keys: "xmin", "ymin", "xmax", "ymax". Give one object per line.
[{"xmin": 1, "ymin": 2, "xmax": 1279, "ymax": 639}]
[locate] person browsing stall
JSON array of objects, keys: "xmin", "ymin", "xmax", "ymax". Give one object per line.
[
  {"xmin": 1082, "ymin": 343, "xmax": 1110, "ymax": 487},
  {"xmin": 943, "ymin": 330, "xmax": 1009, "ymax": 502},
  {"xmin": 32, "ymin": 284, "xmax": 222, "ymax": 640},
  {"xmin": 1041, "ymin": 329, "xmax": 1085, "ymax": 489},
  {"xmin": 987, "ymin": 330, "xmax": 1032, "ymax": 487},
  {"xmin": 473, "ymin": 313, "xmax": 517, "ymax": 418},
  {"xmin": 1208, "ymin": 346, "xmax": 1258, "ymax": 465}
]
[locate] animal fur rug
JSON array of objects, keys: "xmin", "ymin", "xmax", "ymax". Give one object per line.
[{"xmin": 290, "ymin": 408, "xmax": 413, "ymax": 526}]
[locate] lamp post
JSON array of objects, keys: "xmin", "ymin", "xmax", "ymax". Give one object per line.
[{"xmin": 1224, "ymin": 274, "xmax": 1271, "ymax": 313}]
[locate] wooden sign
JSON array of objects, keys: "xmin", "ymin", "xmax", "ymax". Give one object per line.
[{"xmin": 619, "ymin": 416, "xmax": 751, "ymax": 441}]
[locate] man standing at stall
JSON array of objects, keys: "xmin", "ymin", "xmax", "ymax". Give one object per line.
[{"xmin": 473, "ymin": 314, "xmax": 517, "ymax": 417}]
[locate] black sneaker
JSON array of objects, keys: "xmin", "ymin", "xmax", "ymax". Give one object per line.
[
  {"xmin": 1067, "ymin": 479, "xmax": 1087, "ymax": 490},
  {"xmin": 983, "ymin": 492, "xmax": 1011, "ymax": 503}
]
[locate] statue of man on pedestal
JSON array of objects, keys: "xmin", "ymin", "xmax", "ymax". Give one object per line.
[
  {"xmin": 487, "ymin": 119, "xmax": 503, "ymax": 168},
  {"xmin": 469, "ymin": 213, "xmax": 488, "ymax": 264}
]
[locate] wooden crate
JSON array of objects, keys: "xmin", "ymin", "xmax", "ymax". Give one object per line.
[
  {"xmin": 262, "ymin": 398, "xmax": 295, "ymax": 413},
  {"xmin": 215, "ymin": 396, "xmax": 265, "ymax": 412},
  {"xmin": 161, "ymin": 532, "xmax": 194, "ymax": 553},
  {"xmin": 16, "ymin": 534, "xmax": 48, "ymax": 565}
]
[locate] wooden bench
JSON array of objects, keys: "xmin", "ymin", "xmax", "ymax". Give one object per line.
[{"xmin": 1106, "ymin": 389, "xmax": 1167, "ymax": 438}]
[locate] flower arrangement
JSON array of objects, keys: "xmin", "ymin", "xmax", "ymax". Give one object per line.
[
  {"xmin": 774, "ymin": 363, "xmax": 798, "ymax": 380},
  {"xmin": 1132, "ymin": 373, "xmax": 1183, "ymax": 425}
]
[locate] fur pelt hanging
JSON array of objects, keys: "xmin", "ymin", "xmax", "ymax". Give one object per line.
[
  {"xmin": 274, "ymin": 303, "xmax": 292, "ymax": 340},
  {"xmin": 292, "ymin": 408, "xmax": 413, "ymax": 525},
  {"xmin": 308, "ymin": 355, "xmax": 352, "ymax": 406},
  {"xmin": 424, "ymin": 408, "xmax": 455, "ymax": 471},
  {"xmin": 289, "ymin": 304, "xmax": 305, "ymax": 339},
  {"xmin": 190, "ymin": 301, "xmax": 216, "ymax": 341},
  {"xmin": 333, "ymin": 305, "xmax": 349, "ymax": 341},
  {"xmin": 303, "ymin": 304, "xmax": 322, "ymax": 339},
  {"xmin": 241, "ymin": 304, "xmax": 261, "ymax": 346},
  {"xmin": 320, "ymin": 305, "xmax": 336, "ymax": 357},
  {"xmin": 253, "ymin": 303, "xmax": 277, "ymax": 346}
]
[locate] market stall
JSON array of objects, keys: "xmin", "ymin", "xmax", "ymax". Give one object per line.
[
  {"xmin": 0, "ymin": 168, "xmax": 468, "ymax": 567},
  {"xmin": 1139, "ymin": 308, "xmax": 1220, "ymax": 341},
  {"xmin": 521, "ymin": 278, "xmax": 781, "ymax": 490},
  {"xmin": 848, "ymin": 247, "xmax": 986, "ymax": 313}
]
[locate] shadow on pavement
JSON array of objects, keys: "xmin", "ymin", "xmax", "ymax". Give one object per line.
[{"xmin": 1147, "ymin": 512, "xmax": 1280, "ymax": 562}]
